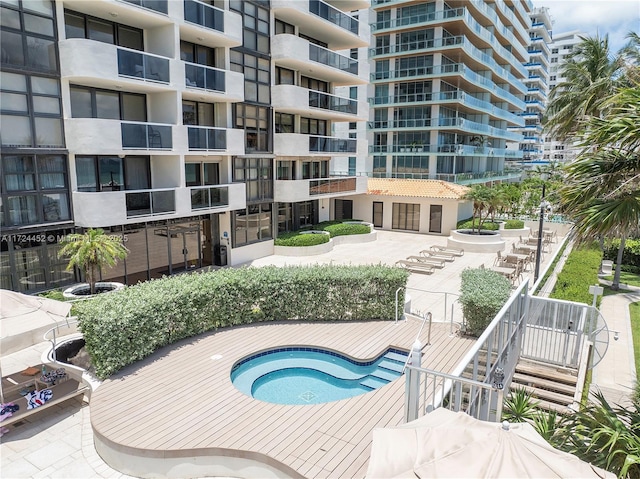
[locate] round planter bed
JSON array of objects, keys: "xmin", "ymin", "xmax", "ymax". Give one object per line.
[
  {"xmin": 447, "ymin": 229, "xmax": 505, "ymax": 253},
  {"xmin": 63, "ymin": 281, "xmax": 125, "ymax": 299},
  {"xmin": 274, "ymin": 228, "xmax": 377, "ymax": 256}
]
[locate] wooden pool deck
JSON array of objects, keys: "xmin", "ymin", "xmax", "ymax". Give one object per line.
[{"xmin": 90, "ymin": 319, "xmax": 475, "ymax": 478}]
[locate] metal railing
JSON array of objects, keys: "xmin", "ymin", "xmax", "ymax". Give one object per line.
[
  {"xmin": 187, "ymin": 126, "xmax": 227, "ymax": 150},
  {"xmin": 184, "ymin": 0, "xmax": 224, "ymax": 32},
  {"xmin": 309, "ymin": 0, "xmax": 358, "ymax": 34},
  {"xmin": 117, "ymin": 47, "xmax": 170, "ymax": 83},
  {"xmin": 184, "ymin": 62, "xmax": 225, "ymax": 92},
  {"xmin": 309, "ymin": 44, "xmax": 358, "ymax": 75},
  {"xmin": 190, "ymin": 185, "xmax": 229, "ymax": 210},
  {"xmin": 121, "ymin": 0, "xmax": 168, "ymax": 14},
  {"xmin": 125, "ymin": 188, "xmax": 175, "ymax": 217},
  {"xmin": 309, "ymin": 90, "xmax": 357, "ymax": 114},
  {"xmin": 308, "ymin": 135, "xmax": 356, "ymax": 153}
]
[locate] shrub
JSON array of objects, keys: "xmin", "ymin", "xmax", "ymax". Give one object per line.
[
  {"xmin": 603, "ymin": 238, "xmax": 640, "ymax": 268},
  {"xmin": 504, "ymin": 219, "xmax": 525, "ymax": 229},
  {"xmin": 322, "ymin": 223, "xmax": 370, "ymax": 237},
  {"xmin": 459, "ymin": 267, "xmax": 511, "ymax": 337},
  {"xmin": 456, "ymin": 220, "xmax": 500, "ymax": 231},
  {"xmin": 274, "ymin": 231, "xmax": 329, "ymax": 247},
  {"xmin": 75, "ymin": 265, "xmax": 409, "ymax": 379},
  {"xmin": 550, "ymin": 244, "xmax": 602, "ymax": 304}
]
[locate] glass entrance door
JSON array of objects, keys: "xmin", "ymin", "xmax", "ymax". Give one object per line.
[
  {"xmin": 167, "ymin": 225, "xmax": 201, "ymax": 274},
  {"xmin": 373, "ymin": 201, "xmax": 383, "ymax": 228}
]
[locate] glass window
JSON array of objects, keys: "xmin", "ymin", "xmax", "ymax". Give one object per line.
[
  {"xmin": 1, "ymin": 72, "xmax": 26, "ymax": 91},
  {"xmin": 185, "ymin": 163, "xmax": 201, "ymax": 187},
  {"xmin": 42, "ymin": 193, "xmax": 70, "ymax": 221},
  {"xmin": 1, "ymin": 7, "xmax": 21, "ymax": 29},
  {"xmin": 275, "ymin": 67, "xmax": 294, "ymax": 85},
  {"xmin": 22, "ymin": 0, "xmax": 53, "ymax": 17},
  {"xmin": 95, "ymin": 90, "xmax": 120, "ymax": 119},
  {"xmin": 1, "ymin": 31, "xmax": 25, "ymax": 66},
  {"xmin": 31, "ymin": 76, "xmax": 59, "ymax": 95},
  {"xmin": 99, "ymin": 157, "xmax": 124, "ymax": 191},
  {"xmin": 124, "ymin": 156, "xmax": 149, "ymax": 190},
  {"xmin": 70, "ymin": 87, "xmax": 93, "ymax": 117},
  {"xmin": 6, "ymin": 195, "xmax": 38, "ymax": 225},
  {"xmin": 24, "ymin": 13, "xmax": 54, "ymax": 36},
  {"xmin": 33, "ymin": 96, "xmax": 60, "ymax": 115},
  {"xmin": 4, "ymin": 156, "xmax": 35, "ymax": 191},
  {"xmin": 121, "ymin": 93, "xmax": 146, "ymax": 122},
  {"xmin": 39, "ymin": 156, "xmax": 66, "ymax": 189},
  {"xmin": 117, "ymin": 25, "xmax": 143, "ymax": 51},
  {"xmin": 88, "ymin": 18, "xmax": 114, "ymax": 44},
  {"xmin": 203, "ymin": 163, "xmax": 219, "ymax": 185},
  {"xmin": 1, "ymin": 92, "xmax": 28, "ymax": 112},
  {"xmin": 34, "ymin": 117, "xmax": 63, "ymax": 147},
  {"xmin": 0, "ymin": 115, "xmax": 31, "ymax": 146},
  {"xmin": 75, "ymin": 157, "xmax": 97, "ymax": 192},
  {"xmin": 26, "ymin": 36, "xmax": 56, "ymax": 71},
  {"xmin": 64, "ymin": 11, "xmax": 85, "ymax": 38}
]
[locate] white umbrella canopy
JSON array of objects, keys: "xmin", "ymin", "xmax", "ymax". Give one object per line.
[
  {"xmin": 366, "ymin": 408, "xmax": 615, "ymax": 479},
  {"xmin": 0, "ymin": 289, "xmax": 71, "ymax": 321}
]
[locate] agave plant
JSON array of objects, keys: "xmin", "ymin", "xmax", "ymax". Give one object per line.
[
  {"xmin": 553, "ymin": 391, "xmax": 640, "ymax": 478},
  {"xmin": 502, "ymin": 387, "xmax": 539, "ymax": 423},
  {"xmin": 532, "ymin": 409, "xmax": 561, "ymax": 443}
]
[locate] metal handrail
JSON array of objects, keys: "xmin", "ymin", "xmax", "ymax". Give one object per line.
[
  {"xmin": 401, "ymin": 311, "xmax": 432, "ymax": 374},
  {"xmin": 43, "ymin": 318, "xmax": 80, "ymax": 363}
]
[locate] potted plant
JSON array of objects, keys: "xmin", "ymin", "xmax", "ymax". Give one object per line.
[{"xmin": 59, "ymin": 228, "xmax": 129, "ymax": 296}]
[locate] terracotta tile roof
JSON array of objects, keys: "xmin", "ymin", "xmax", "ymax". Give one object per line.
[{"xmin": 367, "ymin": 178, "xmax": 470, "ymax": 199}]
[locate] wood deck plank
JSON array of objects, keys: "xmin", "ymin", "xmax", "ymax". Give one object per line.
[{"xmin": 90, "ymin": 321, "xmax": 474, "ymax": 478}]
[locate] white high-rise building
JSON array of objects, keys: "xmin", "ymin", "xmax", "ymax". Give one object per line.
[{"xmin": 543, "ymin": 30, "xmax": 587, "ymax": 164}]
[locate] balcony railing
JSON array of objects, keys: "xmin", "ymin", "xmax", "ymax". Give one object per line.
[
  {"xmin": 184, "ymin": 0, "xmax": 224, "ymax": 32},
  {"xmin": 187, "ymin": 126, "xmax": 227, "ymax": 150},
  {"xmin": 372, "ymin": 7, "xmax": 463, "ymax": 31},
  {"xmin": 309, "ymin": 0, "xmax": 358, "ymax": 34},
  {"xmin": 185, "ymin": 62, "xmax": 225, "ymax": 92},
  {"xmin": 309, "ymin": 135, "xmax": 356, "ymax": 153},
  {"xmin": 190, "ymin": 185, "xmax": 229, "ymax": 210},
  {"xmin": 121, "ymin": 0, "xmax": 168, "ymax": 14},
  {"xmin": 121, "ymin": 122, "xmax": 172, "ymax": 149},
  {"xmin": 309, "ymin": 91, "xmax": 357, "ymax": 114},
  {"xmin": 126, "ymin": 189, "xmax": 175, "ymax": 217},
  {"xmin": 435, "ymin": 170, "xmax": 523, "ymax": 185},
  {"xmin": 117, "ymin": 48, "xmax": 170, "ymax": 83},
  {"xmin": 309, "ymin": 177, "xmax": 357, "ymax": 195},
  {"xmin": 368, "ymin": 118, "xmax": 433, "ymax": 129},
  {"xmin": 309, "ymin": 44, "xmax": 358, "ymax": 75}
]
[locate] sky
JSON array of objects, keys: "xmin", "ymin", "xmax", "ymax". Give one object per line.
[{"xmin": 531, "ymin": 0, "xmax": 640, "ymax": 53}]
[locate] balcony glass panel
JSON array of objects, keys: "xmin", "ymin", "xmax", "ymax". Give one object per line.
[
  {"xmin": 117, "ymin": 49, "xmax": 169, "ymax": 83},
  {"xmin": 309, "ymin": 178, "xmax": 357, "ymax": 195},
  {"xmin": 121, "ymin": 123, "xmax": 173, "ymax": 149},
  {"xmin": 185, "ymin": 63, "xmax": 225, "ymax": 92},
  {"xmin": 309, "ymin": 136, "xmax": 356, "ymax": 153},
  {"xmin": 187, "ymin": 126, "xmax": 227, "ymax": 150},
  {"xmin": 309, "ymin": 44, "xmax": 358, "ymax": 75},
  {"xmin": 126, "ymin": 190, "xmax": 174, "ymax": 217},
  {"xmin": 309, "ymin": 0, "xmax": 358, "ymax": 34},
  {"xmin": 121, "ymin": 0, "xmax": 168, "ymax": 14},
  {"xmin": 308, "ymin": 91, "xmax": 357, "ymax": 114},
  {"xmin": 152, "ymin": 190, "xmax": 175, "ymax": 214},
  {"xmin": 190, "ymin": 186, "xmax": 229, "ymax": 210},
  {"xmin": 184, "ymin": 0, "xmax": 224, "ymax": 32}
]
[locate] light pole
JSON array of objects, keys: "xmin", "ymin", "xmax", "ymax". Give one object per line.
[{"xmin": 533, "ymin": 173, "xmax": 549, "ymax": 283}]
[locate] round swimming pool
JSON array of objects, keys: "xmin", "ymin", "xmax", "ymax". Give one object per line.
[{"xmin": 230, "ymin": 347, "xmax": 408, "ymax": 405}]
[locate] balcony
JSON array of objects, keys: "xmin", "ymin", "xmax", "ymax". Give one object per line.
[
  {"xmin": 59, "ymin": 39, "xmax": 173, "ymax": 92},
  {"xmin": 274, "ymin": 176, "xmax": 366, "ymax": 202},
  {"xmin": 274, "ymin": 133, "xmax": 358, "ymax": 156},
  {"xmin": 272, "ymin": 0, "xmax": 368, "ymax": 49},
  {"xmin": 272, "ymin": 34, "xmax": 367, "ymax": 86},
  {"xmin": 180, "ymin": 0, "xmax": 242, "ymax": 47},
  {"xmin": 73, "ymin": 184, "xmax": 246, "ymax": 227},
  {"xmin": 368, "ymin": 144, "xmax": 524, "ymax": 159},
  {"xmin": 182, "ymin": 126, "xmax": 245, "ymax": 155},
  {"xmin": 121, "ymin": 122, "xmax": 172, "ymax": 150},
  {"xmin": 182, "ymin": 62, "xmax": 244, "ymax": 102},
  {"xmin": 435, "ymin": 170, "xmax": 523, "ymax": 185},
  {"xmin": 120, "ymin": 0, "xmax": 167, "ymax": 14},
  {"xmin": 272, "ymin": 85, "xmax": 364, "ymax": 121},
  {"xmin": 65, "ymin": 119, "xmax": 175, "ymax": 154}
]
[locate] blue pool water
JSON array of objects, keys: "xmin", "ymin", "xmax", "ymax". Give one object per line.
[{"xmin": 230, "ymin": 348, "xmax": 408, "ymax": 405}]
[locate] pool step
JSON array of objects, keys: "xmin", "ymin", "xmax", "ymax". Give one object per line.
[
  {"xmin": 378, "ymin": 359, "xmax": 404, "ymax": 374},
  {"xmin": 361, "ymin": 376, "xmax": 389, "ymax": 390},
  {"xmin": 384, "ymin": 351, "xmax": 409, "ymax": 363},
  {"xmin": 370, "ymin": 368, "xmax": 399, "ymax": 382}
]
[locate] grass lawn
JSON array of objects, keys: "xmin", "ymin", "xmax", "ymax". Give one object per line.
[
  {"xmin": 604, "ymin": 271, "xmax": 640, "ymax": 288},
  {"xmin": 630, "ymin": 301, "xmax": 640, "ymax": 377}
]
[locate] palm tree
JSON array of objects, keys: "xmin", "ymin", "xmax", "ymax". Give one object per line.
[
  {"xmin": 59, "ymin": 228, "xmax": 129, "ymax": 294},
  {"xmin": 463, "ymin": 185, "xmax": 495, "ymax": 233},
  {"xmin": 544, "ymin": 34, "xmax": 625, "ymax": 141},
  {"xmin": 559, "ymin": 84, "xmax": 640, "ymax": 289}
]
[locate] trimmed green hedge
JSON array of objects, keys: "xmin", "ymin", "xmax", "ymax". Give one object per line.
[
  {"xmin": 504, "ymin": 220, "xmax": 525, "ymax": 229},
  {"xmin": 457, "ymin": 219, "xmax": 500, "ymax": 231},
  {"xmin": 550, "ymin": 244, "xmax": 602, "ymax": 304},
  {"xmin": 460, "ymin": 268, "xmax": 511, "ymax": 337},
  {"xmin": 75, "ymin": 265, "xmax": 409, "ymax": 379},
  {"xmin": 275, "ymin": 231, "xmax": 329, "ymax": 246},
  {"xmin": 323, "ymin": 223, "xmax": 371, "ymax": 237}
]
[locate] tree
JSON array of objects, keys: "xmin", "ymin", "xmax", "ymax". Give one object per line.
[
  {"xmin": 462, "ymin": 185, "xmax": 495, "ymax": 233},
  {"xmin": 59, "ymin": 228, "xmax": 129, "ymax": 294},
  {"xmin": 559, "ymin": 84, "xmax": 640, "ymax": 289}
]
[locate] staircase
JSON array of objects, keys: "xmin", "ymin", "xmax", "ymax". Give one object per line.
[{"xmin": 510, "ymin": 359, "xmax": 578, "ymax": 413}]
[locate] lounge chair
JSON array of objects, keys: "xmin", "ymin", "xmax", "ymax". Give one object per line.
[
  {"xmin": 406, "ymin": 255, "xmax": 446, "ymax": 268},
  {"xmin": 419, "ymin": 250, "xmax": 455, "ymax": 262},
  {"xmin": 429, "ymin": 245, "xmax": 464, "ymax": 257},
  {"xmin": 395, "ymin": 260, "xmax": 434, "ymax": 275}
]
